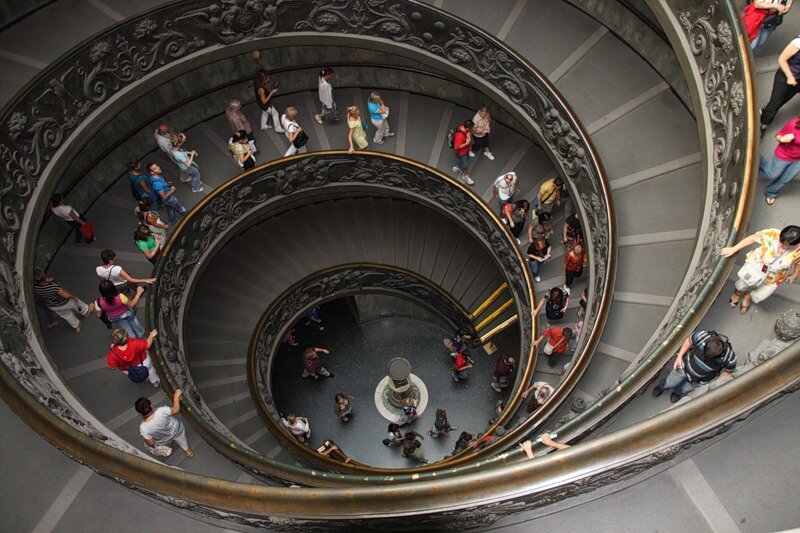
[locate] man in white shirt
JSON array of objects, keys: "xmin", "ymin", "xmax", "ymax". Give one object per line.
[{"xmin": 492, "ymin": 172, "xmax": 521, "ymax": 219}]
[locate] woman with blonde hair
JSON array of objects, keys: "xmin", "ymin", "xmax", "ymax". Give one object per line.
[
  {"xmin": 281, "ymin": 106, "xmax": 308, "ymax": 157},
  {"xmin": 346, "ymin": 106, "xmax": 368, "ymax": 154},
  {"xmin": 367, "ymin": 91, "xmax": 395, "ymax": 144}
]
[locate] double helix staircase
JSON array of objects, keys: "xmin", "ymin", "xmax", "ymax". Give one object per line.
[{"xmin": 2, "ymin": 0, "xmax": 799, "ymax": 531}]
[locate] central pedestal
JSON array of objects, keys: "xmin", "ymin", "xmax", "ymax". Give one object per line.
[{"xmin": 387, "ymin": 357, "xmax": 412, "ymax": 407}]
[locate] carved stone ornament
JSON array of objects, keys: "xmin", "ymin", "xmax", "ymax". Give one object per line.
[{"xmin": 775, "ymin": 308, "xmax": 800, "ymax": 341}]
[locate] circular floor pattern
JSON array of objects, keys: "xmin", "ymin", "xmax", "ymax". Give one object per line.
[{"xmin": 373, "ymin": 373, "xmax": 429, "ymax": 422}]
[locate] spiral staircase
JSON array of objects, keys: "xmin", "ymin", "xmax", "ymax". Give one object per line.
[{"xmin": 1, "ymin": 0, "xmax": 799, "ymax": 531}]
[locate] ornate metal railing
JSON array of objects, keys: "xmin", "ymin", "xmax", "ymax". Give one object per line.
[
  {"xmin": 247, "ymin": 263, "xmax": 477, "ymax": 469},
  {"xmin": 0, "ymin": 0, "xmax": 613, "ymax": 523}
]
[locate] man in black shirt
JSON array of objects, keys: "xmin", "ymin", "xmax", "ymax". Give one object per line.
[{"xmin": 33, "ymin": 268, "xmax": 94, "ymax": 333}]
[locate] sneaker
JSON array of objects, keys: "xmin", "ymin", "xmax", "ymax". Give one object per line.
[
  {"xmin": 534, "ymin": 276, "xmax": 541, "ymax": 282},
  {"xmin": 652, "ymin": 386, "xmax": 664, "ymax": 397},
  {"xmin": 192, "ymin": 187, "xmax": 204, "ymax": 193},
  {"xmin": 501, "ymin": 218, "xmax": 508, "ymax": 225},
  {"xmin": 669, "ymin": 392, "xmax": 682, "ymax": 403},
  {"xmin": 153, "ymin": 379, "xmax": 161, "ymax": 389},
  {"xmin": 516, "ymin": 238, "xmax": 522, "ymax": 245},
  {"xmin": 491, "ymin": 384, "xmax": 502, "ymax": 392},
  {"xmin": 469, "ymin": 151, "xmax": 476, "ymax": 158},
  {"xmin": 452, "ymin": 166, "xmax": 460, "ymax": 173},
  {"xmin": 484, "ymin": 151, "xmax": 495, "ymax": 160},
  {"xmin": 462, "ymin": 175, "xmax": 475, "ymax": 185}
]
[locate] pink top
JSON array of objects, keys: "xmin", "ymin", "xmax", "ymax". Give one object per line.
[
  {"xmin": 774, "ymin": 118, "xmax": 800, "ymax": 161},
  {"xmin": 95, "ymin": 294, "xmax": 130, "ymax": 319}
]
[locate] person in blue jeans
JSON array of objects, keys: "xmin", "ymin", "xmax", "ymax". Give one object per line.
[
  {"xmin": 170, "ymin": 136, "xmax": 203, "ymax": 193},
  {"xmin": 147, "ymin": 163, "xmax": 186, "ymax": 225},
  {"xmin": 652, "ymin": 330, "xmax": 736, "ymax": 403},
  {"xmin": 760, "ymin": 115, "xmax": 800, "ymax": 205}
]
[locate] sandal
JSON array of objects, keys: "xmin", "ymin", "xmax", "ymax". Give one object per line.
[
  {"xmin": 728, "ymin": 291, "xmax": 742, "ymax": 308},
  {"xmin": 766, "ymin": 197, "xmax": 776, "ymax": 206},
  {"xmin": 740, "ymin": 294, "xmax": 751, "ymax": 314}
]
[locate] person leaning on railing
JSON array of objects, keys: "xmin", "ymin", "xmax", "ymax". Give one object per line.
[
  {"xmin": 652, "ymin": 330, "xmax": 735, "ymax": 403},
  {"xmin": 721, "ymin": 225, "xmax": 800, "ymax": 314}
]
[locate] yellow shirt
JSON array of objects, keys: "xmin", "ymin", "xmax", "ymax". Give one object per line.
[
  {"xmin": 348, "ymin": 117, "xmax": 368, "ymax": 149},
  {"xmin": 539, "ymin": 179, "xmax": 558, "ymax": 205}
]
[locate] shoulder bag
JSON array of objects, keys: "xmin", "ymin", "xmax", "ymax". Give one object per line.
[
  {"xmin": 292, "ymin": 129, "xmax": 309, "ymax": 148},
  {"xmin": 112, "ymin": 346, "xmax": 149, "ymax": 383}
]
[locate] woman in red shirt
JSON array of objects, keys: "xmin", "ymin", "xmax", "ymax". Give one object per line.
[
  {"xmin": 106, "ymin": 328, "xmax": 161, "ymax": 387},
  {"xmin": 761, "ymin": 115, "xmax": 800, "ymax": 205}
]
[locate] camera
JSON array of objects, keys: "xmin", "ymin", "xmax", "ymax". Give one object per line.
[{"xmin": 272, "ymin": 81, "xmax": 279, "ymax": 89}]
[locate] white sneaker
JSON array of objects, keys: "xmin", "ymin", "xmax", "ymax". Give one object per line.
[
  {"xmin": 452, "ymin": 166, "xmax": 460, "ymax": 173},
  {"xmin": 535, "ymin": 276, "xmax": 541, "ymax": 282},
  {"xmin": 516, "ymin": 238, "xmax": 522, "ymax": 245},
  {"xmin": 484, "ymin": 151, "xmax": 495, "ymax": 160},
  {"xmin": 192, "ymin": 187, "xmax": 204, "ymax": 193},
  {"xmin": 462, "ymin": 175, "xmax": 475, "ymax": 185},
  {"xmin": 469, "ymin": 151, "xmax": 476, "ymax": 158}
]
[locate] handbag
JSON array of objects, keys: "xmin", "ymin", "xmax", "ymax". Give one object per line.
[
  {"xmin": 292, "ymin": 130, "xmax": 309, "ymax": 148},
  {"xmin": 149, "ymin": 444, "xmax": 173, "ymax": 457},
  {"xmin": 737, "ymin": 261, "xmax": 767, "ymax": 289},
  {"xmin": 79, "ymin": 220, "xmax": 96, "ymax": 240},
  {"xmin": 112, "ymin": 346, "xmax": 149, "ymax": 383}
]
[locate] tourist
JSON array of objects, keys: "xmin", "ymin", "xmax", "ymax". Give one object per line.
[
  {"xmin": 301, "ymin": 346, "xmax": 333, "ymax": 379},
  {"xmin": 452, "ymin": 119, "xmax": 474, "ymax": 185},
  {"xmin": 281, "ymin": 414, "xmax": 311, "ymax": 444},
  {"xmin": 127, "ymin": 160, "xmax": 151, "ymax": 201},
  {"xmin": 225, "ymin": 99, "xmax": 257, "ymax": 154},
  {"xmin": 346, "ymin": 106, "xmax": 369, "ymax": 153},
  {"xmin": 470, "ymin": 105, "xmax": 495, "ymax": 160},
  {"xmin": 744, "ymin": 1, "xmax": 790, "ymax": 51},
  {"xmin": 760, "ymin": 37, "xmax": 800, "ymax": 136},
  {"xmin": 444, "ymin": 329, "xmax": 472, "ymax": 353},
  {"xmin": 533, "ymin": 326, "xmax": 573, "ymax": 368},
  {"xmin": 366, "ymin": 92, "xmax": 395, "ymax": 145},
  {"xmin": 428, "ymin": 408, "xmax": 458, "ymax": 438},
  {"xmin": 229, "ymin": 130, "xmax": 256, "ymax": 170},
  {"xmin": 563, "ymin": 212, "xmax": 583, "ymax": 248},
  {"xmin": 503, "ymin": 199, "xmax": 530, "ymax": 244},
  {"xmin": 282, "ymin": 106, "xmax": 308, "ymax": 157},
  {"xmin": 536, "ymin": 176, "xmax": 563, "ymax": 215},
  {"xmin": 254, "ymin": 69, "xmax": 284, "ymax": 132},
  {"xmin": 451, "ymin": 349, "xmax": 474, "ymax": 382},
  {"xmin": 283, "ymin": 329, "xmax": 299, "ymax": 347},
  {"xmin": 95, "ymin": 282, "xmax": 146, "ymax": 339},
  {"xmin": 153, "ymin": 122, "xmax": 188, "ymax": 179},
  {"xmin": 397, "ymin": 397, "xmax": 421, "ymax": 426},
  {"xmin": 452, "ymin": 431, "xmax": 475, "ymax": 454},
  {"xmin": 334, "ymin": 393, "xmax": 354, "ymax": 422},
  {"xmin": 148, "ymin": 162, "xmax": 187, "ymax": 225},
  {"xmin": 136, "ymin": 389, "xmax": 194, "ymax": 458},
  {"xmin": 577, "ymin": 288, "xmax": 588, "ymax": 319},
  {"xmin": 401, "ymin": 431, "xmax": 429, "ymax": 464},
  {"xmin": 314, "ymin": 67, "xmax": 337, "ymax": 124},
  {"xmin": 491, "ymin": 356, "xmax": 516, "ymax": 392},
  {"xmin": 106, "ymin": 328, "xmax": 161, "ymax": 387},
  {"xmin": 33, "ymin": 268, "xmax": 94, "ymax": 333},
  {"xmin": 533, "ymin": 287, "xmax": 569, "ymax": 326},
  {"xmin": 170, "ymin": 134, "xmax": 204, "ymax": 193},
  {"xmin": 305, "ymin": 307, "xmax": 324, "ymax": 330},
  {"xmin": 96, "ymin": 249, "xmax": 155, "ymax": 295},
  {"xmin": 519, "ymin": 433, "xmax": 570, "ymax": 458},
  {"xmin": 489, "ymin": 400, "xmax": 505, "ymax": 425},
  {"xmin": 493, "ymin": 172, "xmax": 520, "ymax": 219},
  {"xmin": 134, "ymin": 224, "xmax": 161, "ymax": 265},
  {"xmin": 382, "ymin": 422, "xmax": 403, "ymax": 447},
  {"xmin": 564, "ymin": 243, "xmax": 586, "ymax": 290},
  {"xmin": 653, "ymin": 330, "xmax": 736, "ymax": 403},
  {"xmin": 526, "ymin": 233, "xmax": 551, "ymax": 283},
  {"xmin": 760, "ymin": 115, "xmax": 800, "ymax": 205},
  {"xmin": 521, "ymin": 381, "xmax": 555, "ymax": 413},
  {"xmin": 722, "ymin": 225, "xmax": 800, "ymax": 313},
  {"xmin": 50, "ymin": 193, "xmax": 94, "ymax": 246},
  {"xmin": 135, "ymin": 198, "xmax": 169, "ymax": 249}
]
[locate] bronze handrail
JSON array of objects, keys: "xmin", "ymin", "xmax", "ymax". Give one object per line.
[{"xmin": 469, "ymin": 283, "xmax": 509, "ymax": 319}]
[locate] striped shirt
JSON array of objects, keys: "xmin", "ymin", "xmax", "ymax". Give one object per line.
[
  {"xmin": 684, "ymin": 330, "xmax": 736, "ymax": 383},
  {"xmin": 33, "ymin": 281, "xmax": 68, "ymax": 307}
]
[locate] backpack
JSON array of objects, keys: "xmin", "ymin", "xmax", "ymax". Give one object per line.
[{"xmin": 446, "ymin": 128, "xmax": 455, "ymax": 149}]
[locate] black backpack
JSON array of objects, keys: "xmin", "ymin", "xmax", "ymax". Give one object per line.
[{"xmin": 446, "ymin": 128, "xmax": 455, "ymax": 149}]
